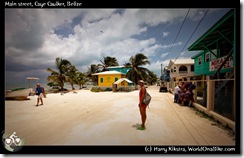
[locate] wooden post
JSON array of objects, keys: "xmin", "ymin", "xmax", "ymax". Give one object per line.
[
  {"xmin": 207, "ymin": 80, "xmax": 214, "ymax": 111},
  {"xmin": 193, "ymin": 81, "xmax": 197, "ymax": 102}
]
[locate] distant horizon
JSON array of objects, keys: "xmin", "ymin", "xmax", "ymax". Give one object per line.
[{"xmin": 5, "ymin": 81, "xmax": 81, "ymax": 91}]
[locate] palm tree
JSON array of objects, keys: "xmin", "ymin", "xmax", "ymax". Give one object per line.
[
  {"xmin": 75, "ymin": 71, "xmax": 87, "ymax": 89},
  {"xmin": 47, "ymin": 57, "xmax": 71, "ymax": 90},
  {"xmin": 103, "ymin": 56, "xmax": 119, "ymax": 67},
  {"xmin": 146, "ymin": 71, "xmax": 158, "ymax": 85},
  {"xmin": 125, "ymin": 53, "xmax": 151, "ymax": 84},
  {"xmin": 86, "ymin": 64, "xmax": 99, "ymax": 84},
  {"xmin": 64, "ymin": 65, "xmax": 78, "ymax": 90},
  {"xmin": 99, "ymin": 56, "xmax": 119, "ymax": 71}
]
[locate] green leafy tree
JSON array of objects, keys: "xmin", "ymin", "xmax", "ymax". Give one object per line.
[
  {"xmin": 47, "ymin": 57, "xmax": 71, "ymax": 90},
  {"xmin": 98, "ymin": 56, "xmax": 119, "ymax": 71},
  {"xmin": 146, "ymin": 71, "xmax": 158, "ymax": 85},
  {"xmin": 75, "ymin": 71, "xmax": 88, "ymax": 89},
  {"xmin": 125, "ymin": 53, "xmax": 151, "ymax": 85},
  {"xmin": 86, "ymin": 64, "xmax": 99, "ymax": 84},
  {"xmin": 64, "ymin": 65, "xmax": 78, "ymax": 90}
]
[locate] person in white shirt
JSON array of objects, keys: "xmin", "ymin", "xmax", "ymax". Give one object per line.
[{"xmin": 174, "ymin": 83, "xmax": 180, "ymax": 103}]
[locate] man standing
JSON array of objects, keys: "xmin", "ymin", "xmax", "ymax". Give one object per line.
[
  {"xmin": 138, "ymin": 80, "xmax": 147, "ymax": 130},
  {"xmin": 174, "ymin": 83, "xmax": 180, "ymax": 103},
  {"xmin": 34, "ymin": 83, "xmax": 44, "ymax": 106}
]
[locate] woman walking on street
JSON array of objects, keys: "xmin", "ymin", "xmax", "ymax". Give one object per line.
[{"xmin": 34, "ymin": 83, "xmax": 44, "ymax": 106}]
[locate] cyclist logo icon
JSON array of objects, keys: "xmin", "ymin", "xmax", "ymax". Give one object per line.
[
  {"xmin": 5, "ymin": 132, "xmax": 21, "ymax": 146},
  {"xmin": 2, "ymin": 131, "xmax": 24, "ymax": 152}
]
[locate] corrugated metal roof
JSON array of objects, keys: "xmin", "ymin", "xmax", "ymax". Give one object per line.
[
  {"xmin": 92, "ymin": 70, "xmax": 125, "ymax": 75},
  {"xmin": 107, "ymin": 66, "xmax": 125, "ymax": 68}
]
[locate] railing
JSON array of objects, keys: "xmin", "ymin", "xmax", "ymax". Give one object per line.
[
  {"xmin": 213, "ymin": 79, "xmax": 235, "ymax": 121},
  {"xmin": 178, "ymin": 71, "xmax": 188, "ymax": 74}
]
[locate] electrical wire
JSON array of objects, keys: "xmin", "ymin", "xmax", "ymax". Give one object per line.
[
  {"xmin": 173, "ymin": 9, "xmax": 209, "ymax": 63},
  {"xmin": 163, "ymin": 9, "xmax": 191, "ymax": 62}
]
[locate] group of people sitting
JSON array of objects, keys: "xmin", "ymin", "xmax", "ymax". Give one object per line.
[{"xmin": 174, "ymin": 81, "xmax": 196, "ymax": 106}]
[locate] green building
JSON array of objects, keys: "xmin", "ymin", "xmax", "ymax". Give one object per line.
[
  {"xmin": 107, "ymin": 66, "xmax": 131, "ymax": 74},
  {"xmin": 187, "ymin": 9, "xmax": 237, "ymax": 124},
  {"xmin": 188, "ymin": 9, "xmax": 235, "ymax": 79}
]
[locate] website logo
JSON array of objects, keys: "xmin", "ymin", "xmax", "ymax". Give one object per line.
[{"xmin": 2, "ymin": 131, "xmax": 24, "ymax": 152}]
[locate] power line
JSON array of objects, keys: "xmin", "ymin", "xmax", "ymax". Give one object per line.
[
  {"xmin": 163, "ymin": 9, "xmax": 190, "ymax": 63},
  {"xmin": 173, "ymin": 9, "xmax": 209, "ymax": 63}
]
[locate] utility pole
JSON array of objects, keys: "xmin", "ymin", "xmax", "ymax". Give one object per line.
[{"xmin": 161, "ymin": 64, "xmax": 163, "ymax": 78}]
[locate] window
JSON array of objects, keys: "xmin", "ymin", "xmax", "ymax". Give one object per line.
[
  {"xmin": 115, "ymin": 77, "xmax": 118, "ymax": 81},
  {"xmin": 100, "ymin": 78, "xmax": 103, "ymax": 83},
  {"xmin": 205, "ymin": 53, "xmax": 210, "ymax": 62},
  {"xmin": 191, "ymin": 65, "xmax": 194, "ymax": 71},
  {"xmin": 211, "ymin": 49, "xmax": 217, "ymax": 60},
  {"xmin": 179, "ymin": 65, "xmax": 187, "ymax": 72},
  {"xmin": 174, "ymin": 67, "xmax": 176, "ymax": 72},
  {"xmin": 198, "ymin": 56, "xmax": 202, "ymax": 65}
]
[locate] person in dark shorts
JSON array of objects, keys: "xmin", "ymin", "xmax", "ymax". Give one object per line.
[{"xmin": 34, "ymin": 83, "xmax": 44, "ymax": 106}]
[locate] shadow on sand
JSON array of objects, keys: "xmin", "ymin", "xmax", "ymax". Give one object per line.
[{"xmin": 132, "ymin": 123, "xmax": 141, "ymax": 129}]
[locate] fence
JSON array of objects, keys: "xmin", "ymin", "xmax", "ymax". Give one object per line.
[{"xmin": 168, "ymin": 79, "xmax": 236, "ymax": 127}]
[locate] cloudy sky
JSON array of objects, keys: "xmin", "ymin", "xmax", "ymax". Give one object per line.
[{"xmin": 5, "ymin": 8, "xmax": 231, "ymax": 89}]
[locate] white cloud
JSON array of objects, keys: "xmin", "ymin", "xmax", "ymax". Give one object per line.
[
  {"xmin": 144, "ymin": 59, "xmax": 170, "ymax": 77},
  {"xmin": 163, "ymin": 32, "xmax": 170, "ymax": 37},
  {"xmin": 5, "ymin": 8, "xmax": 228, "ymax": 84},
  {"xmin": 161, "ymin": 52, "xmax": 169, "ymax": 58}
]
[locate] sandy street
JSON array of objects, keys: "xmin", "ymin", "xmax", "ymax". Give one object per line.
[{"xmin": 5, "ymin": 85, "xmax": 235, "ymax": 146}]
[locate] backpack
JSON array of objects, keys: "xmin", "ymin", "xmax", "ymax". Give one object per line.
[{"xmin": 143, "ymin": 89, "xmax": 151, "ymax": 107}]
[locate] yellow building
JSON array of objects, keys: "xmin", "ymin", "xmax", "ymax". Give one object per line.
[{"xmin": 92, "ymin": 71, "xmax": 126, "ymax": 87}]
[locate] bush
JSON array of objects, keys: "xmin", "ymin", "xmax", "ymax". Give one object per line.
[
  {"xmin": 90, "ymin": 86, "xmax": 112, "ymax": 92},
  {"xmin": 90, "ymin": 87, "xmax": 100, "ymax": 92}
]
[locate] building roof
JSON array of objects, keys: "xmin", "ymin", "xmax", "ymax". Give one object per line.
[
  {"xmin": 107, "ymin": 66, "xmax": 131, "ymax": 74},
  {"xmin": 107, "ymin": 66, "xmax": 126, "ymax": 68},
  {"xmin": 114, "ymin": 78, "xmax": 133, "ymax": 84},
  {"xmin": 188, "ymin": 9, "xmax": 234, "ymax": 51},
  {"xmin": 191, "ymin": 51, "xmax": 204, "ymax": 59},
  {"xmin": 174, "ymin": 58, "xmax": 194, "ymax": 64},
  {"xmin": 92, "ymin": 70, "xmax": 125, "ymax": 76},
  {"xmin": 168, "ymin": 58, "xmax": 194, "ymax": 68}
]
